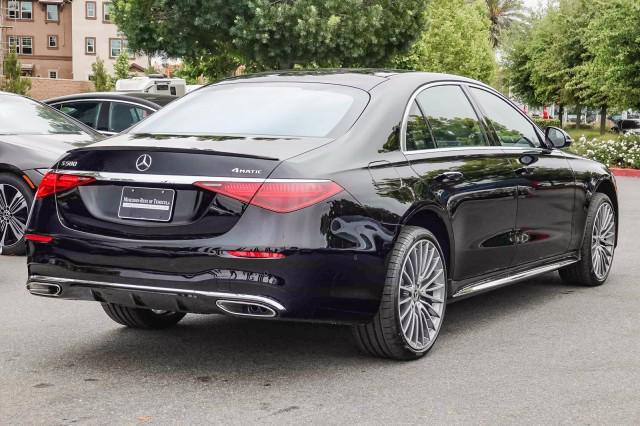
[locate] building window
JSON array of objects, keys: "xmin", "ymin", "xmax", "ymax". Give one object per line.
[
  {"xmin": 48, "ymin": 70, "xmax": 58, "ymax": 79},
  {"xmin": 85, "ymin": 1, "xmax": 96, "ymax": 19},
  {"xmin": 103, "ymin": 2, "xmax": 112, "ymax": 22},
  {"xmin": 85, "ymin": 37, "xmax": 96, "ymax": 54},
  {"xmin": 109, "ymin": 38, "xmax": 123, "ymax": 58},
  {"xmin": 48, "ymin": 35, "xmax": 58, "ymax": 48},
  {"xmin": 8, "ymin": 1, "xmax": 32, "ymax": 20},
  {"xmin": 8, "ymin": 36, "xmax": 33, "ymax": 55},
  {"xmin": 46, "ymin": 4, "xmax": 59, "ymax": 21}
]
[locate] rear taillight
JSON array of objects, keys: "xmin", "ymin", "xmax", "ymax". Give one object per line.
[
  {"xmin": 194, "ymin": 180, "xmax": 343, "ymax": 213},
  {"xmin": 227, "ymin": 250, "xmax": 285, "ymax": 259},
  {"xmin": 35, "ymin": 172, "xmax": 96, "ymax": 199}
]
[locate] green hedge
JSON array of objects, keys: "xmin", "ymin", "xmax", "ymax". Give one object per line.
[
  {"xmin": 569, "ymin": 134, "xmax": 640, "ymax": 169},
  {"xmin": 532, "ymin": 118, "xmax": 561, "ymax": 128}
]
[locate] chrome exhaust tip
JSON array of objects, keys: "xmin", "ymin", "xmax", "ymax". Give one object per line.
[
  {"xmin": 216, "ymin": 300, "xmax": 278, "ymax": 318},
  {"xmin": 27, "ymin": 282, "xmax": 62, "ymax": 297}
]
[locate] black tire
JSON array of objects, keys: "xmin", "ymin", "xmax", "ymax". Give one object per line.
[
  {"xmin": 352, "ymin": 226, "xmax": 448, "ymax": 360},
  {"xmin": 0, "ymin": 173, "xmax": 34, "ymax": 256},
  {"xmin": 559, "ymin": 193, "xmax": 616, "ymax": 287},
  {"xmin": 101, "ymin": 303, "xmax": 186, "ymax": 329}
]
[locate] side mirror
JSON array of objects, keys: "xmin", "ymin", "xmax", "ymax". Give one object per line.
[{"xmin": 545, "ymin": 126, "xmax": 573, "ymax": 148}]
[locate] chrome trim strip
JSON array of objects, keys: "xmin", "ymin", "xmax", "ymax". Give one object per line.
[
  {"xmin": 49, "ymin": 99, "xmax": 158, "ymax": 111},
  {"xmin": 452, "ymin": 259, "xmax": 578, "ymax": 299},
  {"xmin": 27, "ymin": 275, "xmax": 286, "ymax": 312},
  {"xmin": 53, "ymin": 170, "xmax": 330, "ymax": 185},
  {"xmin": 404, "ymin": 146, "xmax": 504, "ymax": 155}
]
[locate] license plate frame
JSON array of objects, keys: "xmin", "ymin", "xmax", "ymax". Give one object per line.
[{"xmin": 117, "ymin": 186, "xmax": 175, "ymax": 222}]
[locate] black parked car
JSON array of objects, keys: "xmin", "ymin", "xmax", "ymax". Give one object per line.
[
  {"xmin": 45, "ymin": 92, "xmax": 174, "ymax": 136},
  {"xmin": 25, "ymin": 71, "xmax": 618, "ymax": 360},
  {"xmin": 0, "ymin": 91, "xmax": 101, "ymax": 255},
  {"xmin": 612, "ymin": 118, "xmax": 640, "ymax": 135}
]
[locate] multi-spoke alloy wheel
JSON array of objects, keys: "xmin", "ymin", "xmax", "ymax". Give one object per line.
[
  {"xmin": 560, "ymin": 193, "xmax": 616, "ymax": 287},
  {"xmin": 591, "ymin": 202, "xmax": 615, "ymax": 280},
  {"xmin": 0, "ymin": 178, "xmax": 31, "ymax": 255},
  {"xmin": 352, "ymin": 226, "xmax": 448, "ymax": 360},
  {"xmin": 398, "ymin": 240, "xmax": 446, "ymax": 351}
]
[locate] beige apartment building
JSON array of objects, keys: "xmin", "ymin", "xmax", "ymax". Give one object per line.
[
  {"xmin": 1, "ymin": 0, "xmax": 73, "ymax": 79},
  {"xmin": 71, "ymin": 0, "xmax": 146, "ymax": 81}
]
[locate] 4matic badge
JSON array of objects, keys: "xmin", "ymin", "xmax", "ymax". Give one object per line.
[{"xmin": 232, "ymin": 168, "xmax": 262, "ymax": 174}]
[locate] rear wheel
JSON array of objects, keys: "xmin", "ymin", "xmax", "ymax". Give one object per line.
[
  {"xmin": 101, "ymin": 303, "xmax": 186, "ymax": 329},
  {"xmin": 0, "ymin": 173, "xmax": 32, "ymax": 256},
  {"xmin": 559, "ymin": 193, "xmax": 616, "ymax": 286},
  {"xmin": 352, "ymin": 226, "xmax": 447, "ymax": 360}
]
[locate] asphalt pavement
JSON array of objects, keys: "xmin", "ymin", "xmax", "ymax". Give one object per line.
[{"xmin": 1, "ymin": 178, "xmax": 639, "ymax": 425}]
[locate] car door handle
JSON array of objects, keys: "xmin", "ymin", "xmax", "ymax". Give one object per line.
[
  {"xmin": 434, "ymin": 171, "xmax": 464, "ymax": 183},
  {"xmin": 515, "ymin": 167, "xmax": 534, "ymax": 176}
]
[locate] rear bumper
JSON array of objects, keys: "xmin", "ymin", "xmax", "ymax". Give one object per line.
[{"xmin": 26, "ymin": 237, "xmax": 392, "ymax": 323}]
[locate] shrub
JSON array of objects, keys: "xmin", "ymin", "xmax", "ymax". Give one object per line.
[
  {"xmin": 569, "ymin": 134, "xmax": 640, "ymax": 169},
  {"xmin": 532, "ymin": 118, "xmax": 561, "ymax": 128}
]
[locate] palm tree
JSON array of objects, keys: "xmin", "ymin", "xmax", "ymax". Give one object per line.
[{"xmin": 485, "ymin": 0, "xmax": 525, "ymax": 48}]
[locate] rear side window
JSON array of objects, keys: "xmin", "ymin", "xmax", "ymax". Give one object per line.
[
  {"xmin": 59, "ymin": 101, "xmax": 101, "ymax": 129},
  {"xmin": 415, "ymin": 85, "xmax": 487, "ymax": 148},
  {"xmin": 470, "ymin": 88, "xmax": 540, "ymax": 147},
  {"xmin": 108, "ymin": 102, "xmax": 151, "ymax": 133},
  {"xmin": 405, "ymin": 101, "xmax": 435, "ymax": 151},
  {"xmin": 131, "ymin": 83, "xmax": 369, "ymax": 138}
]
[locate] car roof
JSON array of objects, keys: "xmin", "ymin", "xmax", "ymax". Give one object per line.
[
  {"xmin": 44, "ymin": 92, "xmax": 175, "ymax": 108},
  {"xmin": 217, "ymin": 69, "xmax": 483, "ymax": 91}
]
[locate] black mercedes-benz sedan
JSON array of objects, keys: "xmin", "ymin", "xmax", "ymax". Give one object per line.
[
  {"xmin": 25, "ymin": 71, "xmax": 618, "ymax": 360},
  {"xmin": 0, "ymin": 92, "xmax": 101, "ymax": 255}
]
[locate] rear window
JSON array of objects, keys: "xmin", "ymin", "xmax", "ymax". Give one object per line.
[
  {"xmin": 131, "ymin": 83, "xmax": 369, "ymax": 138},
  {"xmin": 0, "ymin": 95, "xmax": 86, "ymax": 135}
]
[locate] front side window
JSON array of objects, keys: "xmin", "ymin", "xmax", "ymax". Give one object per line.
[
  {"xmin": 415, "ymin": 85, "xmax": 487, "ymax": 148},
  {"xmin": 132, "ymin": 83, "xmax": 369, "ymax": 138},
  {"xmin": 86, "ymin": 1, "xmax": 96, "ymax": 18},
  {"xmin": 405, "ymin": 101, "xmax": 435, "ymax": 151},
  {"xmin": 46, "ymin": 4, "xmax": 58, "ymax": 21},
  {"xmin": 470, "ymin": 88, "xmax": 540, "ymax": 147},
  {"xmin": 85, "ymin": 37, "xmax": 96, "ymax": 54},
  {"xmin": 59, "ymin": 102, "xmax": 102, "ymax": 129},
  {"xmin": 110, "ymin": 39, "xmax": 122, "ymax": 58},
  {"xmin": 0, "ymin": 95, "xmax": 85, "ymax": 135},
  {"xmin": 103, "ymin": 2, "xmax": 112, "ymax": 22}
]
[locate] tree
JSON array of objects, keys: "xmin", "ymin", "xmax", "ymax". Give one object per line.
[
  {"xmin": 1, "ymin": 52, "xmax": 31, "ymax": 95},
  {"xmin": 391, "ymin": 0, "xmax": 496, "ymax": 83},
  {"xmin": 91, "ymin": 57, "xmax": 113, "ymax": 91},
  {"xmin": 112, "ymin": 0, "xmax": 429, "ymax": 76},
  {"xmin": 485, "ymin": 0, "xmax": 524, "ymax": 48},
  {"xmin": 113, "ymin": 50, "xmax": 130, "ymax": 80},
  {"xmin": 584, "ymin": 0, "xmax": 640, "ymax": 110},
  {"xmin": 503, "ymin": 0, "xmax": 596, "ymax": 127}
]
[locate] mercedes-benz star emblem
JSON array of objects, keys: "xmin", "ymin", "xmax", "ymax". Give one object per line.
[{"xmin": 135, "ymin": 154, "xmax": 152, "ymax": 172}]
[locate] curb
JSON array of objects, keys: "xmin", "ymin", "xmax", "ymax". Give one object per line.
[{"xmin": 611, "ymin": 167, "xmax": 640, "ymax": 178}]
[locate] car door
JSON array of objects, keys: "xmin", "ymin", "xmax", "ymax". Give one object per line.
[
  {"xmin": 55, "ymin": 101, "xmax": 103, "ymax": 130},
  {"xmin": 404, "ymin": 84, "xmax": 518, "ymax": 282},
  {"xmin": 467, "ymin": 86, "xmax": 575, "ymax": 266}
]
